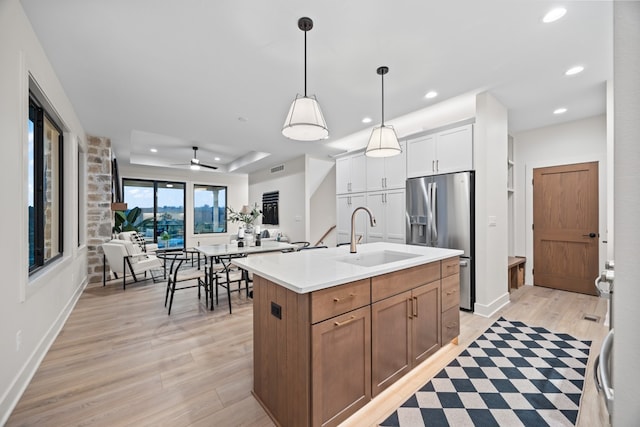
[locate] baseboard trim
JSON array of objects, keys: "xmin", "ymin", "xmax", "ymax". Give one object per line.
[
  {"xmin": 473, "ymin": 292, "xmax": 510, "ymax": 318},
  {"xmin": 0, "ymin": 277, "xmax": 88, "ymax": 425}
]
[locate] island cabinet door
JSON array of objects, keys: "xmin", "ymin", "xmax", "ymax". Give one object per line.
[
  {"xmin": 411, "ymin": 281, "xmax": 441, "ymax": 365},
  {"xmin": 371, "ymin": 291, "xmax": 412, "ymax": 397},
  {"xmin": 311, "ymin": 306, "xmax": 371, "ymax": 427}
]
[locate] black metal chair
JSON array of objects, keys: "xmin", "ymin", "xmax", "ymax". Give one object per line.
[
  {"xmin": 298, "ymin": 245, "xmax": 328, "ymax": 250},
  {"xmin": 213, "ymin": 254, "xmax": 250, "ymax": 314},
  {"xmin": 161, "ymin": 251, "xmax": 208, "ymax": 315}
]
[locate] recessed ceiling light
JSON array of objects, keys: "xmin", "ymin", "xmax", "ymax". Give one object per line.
[
  {"xmin": 425, "ymin": 91, "xmax": 438, "ymax": 99},
  {"xmin": 214, "ymin": 157, "xmax": 221, "ymax": 161},
  {"xmin": 166, "ymin": 184, "xmax": 173, "ymax": 188},
  {"xmin": 150, "ymin": 148, "xmax": 158, "ymax": 153},
  {"xmin": 554, "ymin": 107, "xmax": 567, "ymax": 115},
  {"xmin": 543, "ymin": 7, "xmax": 567, "ymax": 23},
  {"xmin": 565, "ymin": 65, "xmax": 584, "ymax": 76},
  {"xmin": 362, "ymin": 117, "xmax": 372, "ymax": 124}
]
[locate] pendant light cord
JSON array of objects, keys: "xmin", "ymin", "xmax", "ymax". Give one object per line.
[
  {"xmin": 304, "ymin": 29, "xmax": 307, "ymax": 97},
  {"xmin": 381, "ymin": 72, "xmax": 385, "ymax": 126}
]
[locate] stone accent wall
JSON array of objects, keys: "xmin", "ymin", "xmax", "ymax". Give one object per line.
[{"xmin": 86, "ymin": 135, "xmax": 113, "ymax": 284}]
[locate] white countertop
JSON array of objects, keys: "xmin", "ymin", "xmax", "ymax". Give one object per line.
[{"xmin": 231, "ymin": 242, "xmax": 463, "ymax": 294}]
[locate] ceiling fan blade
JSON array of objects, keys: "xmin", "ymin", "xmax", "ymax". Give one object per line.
[{"xmin": 199, "ymin": 163, "xmax": 218, "ymax": 170}]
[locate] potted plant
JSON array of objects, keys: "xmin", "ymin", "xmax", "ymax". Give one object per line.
[
  {"xmin": 160, "ymin": 230, "xmax": 171, "ymax": 248},
  {"xmin": 227, "ymin": 203, "xmax": 262, "ymax": 233},
  {"xmin": 113, "ymin": 206, "xmax": 142, "ymax": 234}
]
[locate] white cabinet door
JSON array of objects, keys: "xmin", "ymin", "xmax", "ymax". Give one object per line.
[
  {"xmin": 337, "ymin": 153, "xmax": 368, "ymax": 194},
  {"xmin": 336, "ymin": 157, "xmax": 351, "ymax": 194},
  {"xmin": 366, "ymin": 157, "xmax": 385, "ymax": 192},
  {"xmin": 407, "ymin": 135, "xmax": 436, "ymax": 178},
  {"xmin": 435, "ymin": 124, "xmax": 473, "ymax": 174},
  {"xmin": 350, "ymin": 153, "xmax": 367, "ymax": 193},
  {"xmin": 336, "ymin": 193, "xmax": 367, "ymax": 245},
  {"xmin": 384, "ymin": 140, "xmax": 407, "ymax": 189},
  {"xmin": 365, "ymin": 189, "xmax": 405, "ymax": 244},
  {"xmin": 365, "ymin": 192, "xmax": 385, "ymax": 242},
  {"xmin": 385, "ymin": 189, "xmax": 406, "ymax": 244}
]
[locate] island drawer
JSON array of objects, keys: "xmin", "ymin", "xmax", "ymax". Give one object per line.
[
  {"xmin": 441, "ymin": 274, "xmax": 460, "ymax": 312},
  {"xmin": 442, "ymin": 256, "xmax": 460, "ymax": 278},
  {"xmin": 311, "ymin": 279, "xmax": 371, "ymax": 324},
  {"xmin": 372, "ymin": 261, "xmax": 440, "ymax": 302},
  {"xmin": 442, "ymin": 304, "xmax": 460, "ymax": 343}
]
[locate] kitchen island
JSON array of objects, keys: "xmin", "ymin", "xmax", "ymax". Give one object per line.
[{"xmin": 232, "ymin": 242, "xmax": 463, "ymax": 427}]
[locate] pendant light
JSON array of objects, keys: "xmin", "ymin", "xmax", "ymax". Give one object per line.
[
  {"xmin": 282, "ymin": 17, "xmax": 329, "ymax": 141},
  {"xmin": 365, "ymin": 66, "xmax": 401, "ymax": 157}
]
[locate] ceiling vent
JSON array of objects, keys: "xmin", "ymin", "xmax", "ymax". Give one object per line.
[{"xmin": 271, "ymin": 165, "xmax": 285, "ymax": 173}]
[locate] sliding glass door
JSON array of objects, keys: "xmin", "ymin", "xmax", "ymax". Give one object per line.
[{"xmin": 123, "ymin": 179, "xmax": 185, "ymax": 249}]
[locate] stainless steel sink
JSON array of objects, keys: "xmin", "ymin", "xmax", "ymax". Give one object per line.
[{"xmin": 335, "ymin": 250, "xmax": 421, "ymax": 268}]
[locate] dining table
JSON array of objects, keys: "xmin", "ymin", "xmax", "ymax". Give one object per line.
[{"xmin": 195, "ymin": 240, "xmax": 297, "ymax": 308}]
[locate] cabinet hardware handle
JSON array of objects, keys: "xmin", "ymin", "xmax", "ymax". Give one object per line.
[
  {"xmin": 446, "ymin": 290, "xmax": 457, "ymax": 296},
  {"xmin": 432, "ymin": 160, "xmax": 435, "ymax": 172},
  {"xmin": 413, "ymin": 296, "xmax": 418, "ymax": 317},
  {"xmin": 446, "ymin": 322, "xmax": 458, "ymax": 329},
  {"xmin": 408, "ymin": 299, "xmax": 413, "ymax": 319},
  {"xmin": 334, "ymin": 315, "xmax": 356, "ymax": 327},
  {"xmin": 436, "ymin": 160, "xmax": 439, "ymax": 171}
]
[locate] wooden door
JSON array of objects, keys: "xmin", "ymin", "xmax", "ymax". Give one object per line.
[
  {"xmin": 533, "ymin": 162, "xmax": 599, "ymax": 295},
  {"xmin": 311, "ymin": 306, "xmax": 371, "ymax": 427},
  {"xmin": 411, "ymin": 281, "xmax": 441, "ymax": 365},
  {"xmin": 371, "ymin": 291, "xmax": 411, "ymax": 397}
]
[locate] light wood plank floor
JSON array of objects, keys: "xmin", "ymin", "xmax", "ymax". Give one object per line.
[{"xmin": 7, "ymin": 278, "xmax": 610, "ymax": 427}]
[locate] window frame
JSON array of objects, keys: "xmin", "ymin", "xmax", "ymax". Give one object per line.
[
  {"xmin": 28, "ymin": 91, "xmax": 64, "ymax": 274},
  {"xmin": 193, "ymin": 184, "xmax": 227, "ymax": 235}
]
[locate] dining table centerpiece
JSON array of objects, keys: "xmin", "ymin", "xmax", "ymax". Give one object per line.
[{"xmin": 227, "ymin": 203, "xmax": 262, "ymax": 235}]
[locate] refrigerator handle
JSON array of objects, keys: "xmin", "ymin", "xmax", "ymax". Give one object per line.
[
  {"xmin": 431, "ymin": 182, "xmax": 438, "ymax": 243},
  {"xmin": 424, "ymin": 183, "xmax": 432, "ymax": 246}
]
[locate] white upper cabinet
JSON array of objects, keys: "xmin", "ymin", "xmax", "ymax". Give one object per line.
[
  {"xmin": 336, "ymin": 153, "xmax": 367, "ymax": 194},
  {"xmin": 407, "ymin": 134, "xmax": 437, "ymax": 178},
  {"xmin": 407, "ymin": 124, "xmax": 473, "ymax": 178},
  {"xmin": 366, "ymin": 141, "xmax": 407, "ymax": 191}
]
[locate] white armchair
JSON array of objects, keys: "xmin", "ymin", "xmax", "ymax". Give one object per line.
[
  {"xmin": 102, "ymin": 239, "xmax": 162, "ymax": 289},
  {"xmin": 117, "ymin": 231, "xmax": 158, "ymax": 253}
]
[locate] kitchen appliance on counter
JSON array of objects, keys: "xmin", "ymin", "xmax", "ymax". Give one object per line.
[{"xmin": 406, "ymin": 172, "xmax": 475, "ymax": 310}]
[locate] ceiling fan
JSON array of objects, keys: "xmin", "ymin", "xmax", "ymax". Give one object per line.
[{"xmin": 184, "ymin": 146, "xmax": 217, "ymax": 170}]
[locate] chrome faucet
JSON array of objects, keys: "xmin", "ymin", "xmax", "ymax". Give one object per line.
[{"xmin": 350, "ymin": 206, "xmax": 376, "ymax": 253}]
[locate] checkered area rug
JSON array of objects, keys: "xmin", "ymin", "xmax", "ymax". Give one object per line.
[{"xmin": 380, "ymin": 317, "xmax": 592, "ymax": 427}]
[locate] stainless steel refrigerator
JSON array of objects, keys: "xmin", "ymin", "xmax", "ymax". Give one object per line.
[{"xmin": 406, "ymin": 172, "xmax": 475, "ymax": 310}]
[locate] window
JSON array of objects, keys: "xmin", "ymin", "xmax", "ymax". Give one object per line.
[
  {"xmin": 194, "ymin": 185, "xmax": 227, "ymax": 234},
  {"xmin": 122, "ymin": 179, "xmax": 185, "ymax": 249},
  {"xmin": 28, "ymin": 92, "xmax": 64, "ymax": 272}
]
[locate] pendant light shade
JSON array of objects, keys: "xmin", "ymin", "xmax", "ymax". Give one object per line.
[
  {"xmin": 282, "ymin": 17, "xmax": 329, "ymax": 141},
  {"xmin": 365, "ymin": 66, "xmax": 401, "ymax": 157}
]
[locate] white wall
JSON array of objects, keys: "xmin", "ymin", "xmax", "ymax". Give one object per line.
[
  {"xmin": 613, "ymin": 2, "xmax": 640, "ymax": 424},
  {"xmin": 0, "ymin": 0, "xmax": 88, "ymax": 422},
  {"xmin": 249, "ymin": 156, "xmax": 306, "ymax": 242},
  {"xmin": 307, "ymin": 157, "xmax": 336, "ymax": 247},
  {"xmin": 119, "ymin": 163, "xmax": 248, "ymax": 246},
  {"xmin": 512, "ymin": 115, "xmax": 607, "ymax": 285},
  {"xmin": 473, "ymin": 92, "xmax": 509, "ymax": 317}
]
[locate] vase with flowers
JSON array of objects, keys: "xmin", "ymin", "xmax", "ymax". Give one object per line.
[{"xmin": 227, "ymin": 203, "xmax": 262, "ymax": 235}]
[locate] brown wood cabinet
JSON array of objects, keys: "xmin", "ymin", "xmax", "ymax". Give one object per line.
[
  {"xmin": 252, "ymin": 257, "xmax": 460, "ymax": 427},
  {"xmin": 371, "ymin": 280, "xmax": 440, "ymax": 396},
  {"xmin": 311, "ymin": 306, "xmax": 371, "ymax": 427}
]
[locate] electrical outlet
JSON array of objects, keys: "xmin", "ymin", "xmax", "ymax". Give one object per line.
[{"xmin": 16, "ymin": 330, "xmax": 22, "ymax": 352}]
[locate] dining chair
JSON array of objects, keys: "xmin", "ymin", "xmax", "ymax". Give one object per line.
[
  {"xmin": 162, "ymin": 251, "xmax": 208, "ymax": 315},
  {"xmin": 298, "ymin": 245, "xmax": 328, "ymax": 250},
  {"xmin": 214, "ymin": 254, "xmax": 250, "ymax": 314}
]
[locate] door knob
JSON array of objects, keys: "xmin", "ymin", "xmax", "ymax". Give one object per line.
[{"xmin": 582, "ymin": 232, "xmax": 597, "ymax": 238}]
